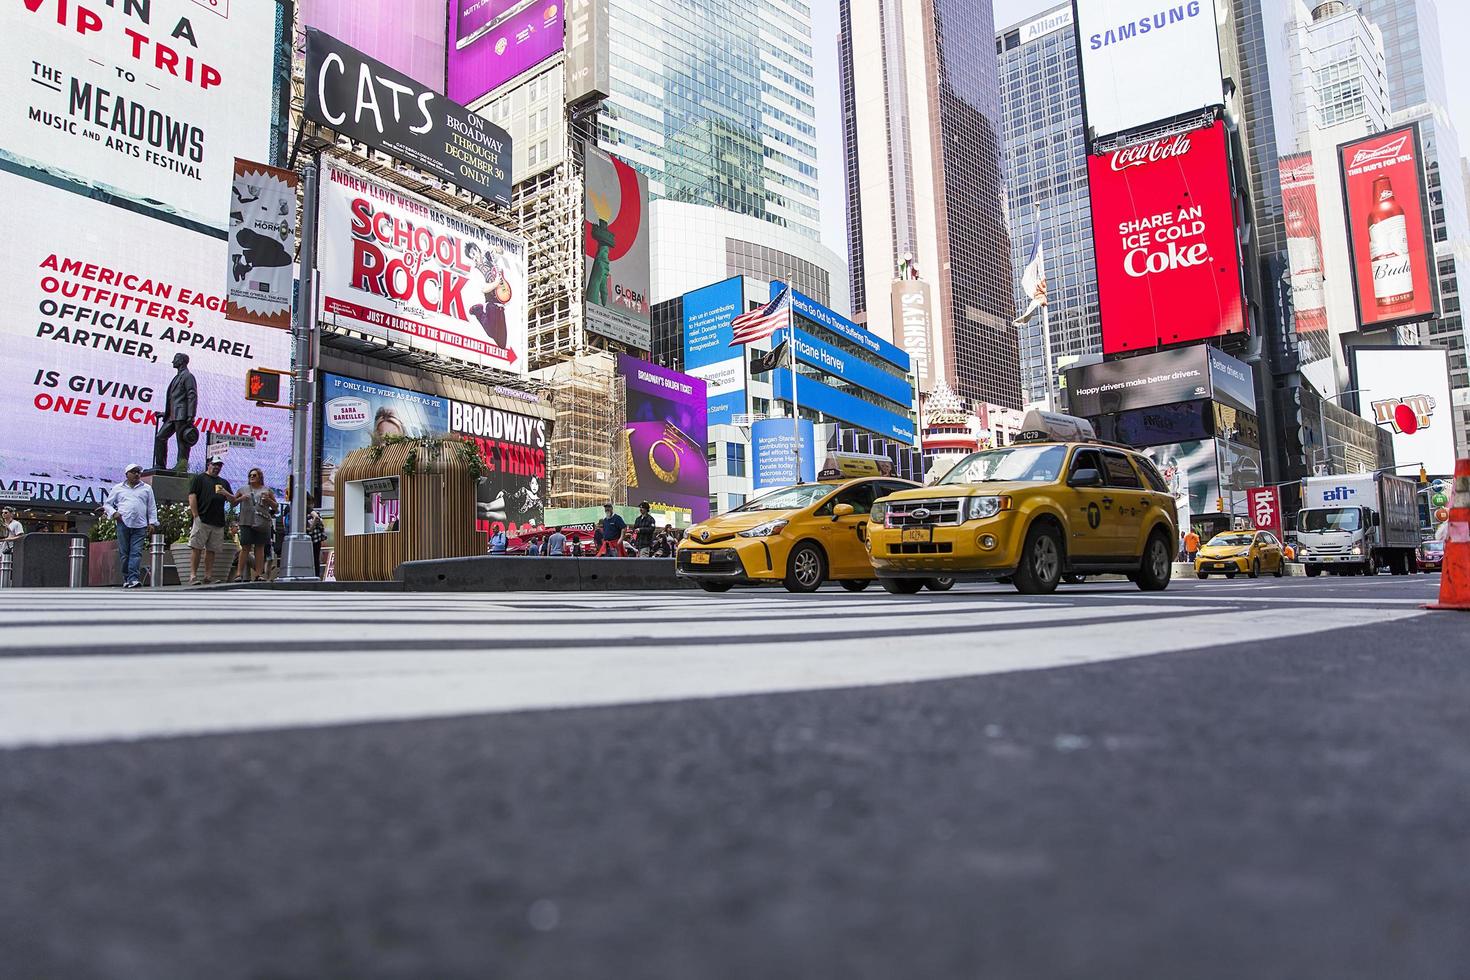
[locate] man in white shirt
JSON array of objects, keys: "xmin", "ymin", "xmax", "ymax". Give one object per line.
[
  {"xmin": 1, "ymin": 507, "xmax": 22, "ymax": 560},
  {"xmin": 103, "ymin": 464, "xmax": 158, "ymax": 589}
]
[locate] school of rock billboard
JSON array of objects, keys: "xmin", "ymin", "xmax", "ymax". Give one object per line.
[
  {"xmin": 1087, "ymin": 120, "xmax": 1246, "ymax": 354},
  {"xmin": 1338, "ymin": 123, "xmax": 1441, "ymax": 331},
  {"xmin": 584, "ymin": 144, "xmax": 651, "ymax": 349},
  {"xmin": 0, "ymin": 171, "xmax": 293, "ymax": 506},
  {"xmin": 2, "ymin": 0, "xmax": 285, "ymax": 232},
  {"xmin": 317, "ymin": 159, "xmax": 529, "ymax": 374},
  {"xmin": 616, "ymin": 355, "xmax": 710, "ymax": 523}
]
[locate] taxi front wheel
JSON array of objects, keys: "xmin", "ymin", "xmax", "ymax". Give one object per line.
[
  {"xmin": 784, "ymin": 542, "xmax": 827, "ymax": 594},
  {"xmin": 1013, "ymin": 523, "xmax": 1063, "ymax": 595},
  {"xmin": 1136, "ymin": 533, "xmax": 1173, "ymax": 592},
  {"xmin": 881, "ymin": 578, "xmax": 925, "ymax": 595},
  {"xmin": 839, "ymin": 579, "xmax": 870, "ymax": 592}
]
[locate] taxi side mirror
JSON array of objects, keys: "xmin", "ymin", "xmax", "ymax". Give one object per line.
[
  {"xmin": 833, "ymin": 503, "xmax": 856, "ymax": 519},
  {"xmin": 1070, "ymin": 468, "xmax": 1103, "ymax": 488}
]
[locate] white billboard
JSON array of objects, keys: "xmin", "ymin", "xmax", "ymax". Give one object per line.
[
  {"xmin": 2, "ymin": 0, "xmax": 283, "ymax": 232},
  {"xmin": 1075, "ymin": 0, "xmax": 1224, "ymax": 140},
  {"xmin": 1352, "ymin": 347, "xmax": 1458, "ymax": 477},
  {"xmin": 0, "ymin": 171, "xmax": 293, "ymax": 507},
  {"xmin": 317, "ymin": 160, "xmax": 529, "ymax": 375}
]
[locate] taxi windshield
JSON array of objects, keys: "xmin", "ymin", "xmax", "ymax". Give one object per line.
[
  {"xmin": 938, "ymin": 445, "xmax": 1067, "ymax": 485},
  {"xmin": 734, "ymin": 484, "xmax": 834, "ymax": 512},
  {"xmin": 1209, "ymin": 534, "xmax": 1256, "ymax": 548}
]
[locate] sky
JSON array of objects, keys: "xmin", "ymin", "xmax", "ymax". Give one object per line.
[{"xmin": 810, "ymin": 0, "xmax": 1470, "ymax": 258}]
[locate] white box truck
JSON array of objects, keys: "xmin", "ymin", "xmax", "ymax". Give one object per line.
[{"xmin": 1296, "ymin": 473, "xmax": 1420, "ymax": 576}]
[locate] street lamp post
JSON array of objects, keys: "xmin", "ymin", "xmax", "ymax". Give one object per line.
[{"xmin": 1316, "ymin": 388, "xmax": 1370, "ymax": 476}]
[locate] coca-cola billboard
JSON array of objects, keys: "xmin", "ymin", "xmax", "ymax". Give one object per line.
[
  {"xmin": 1338, "ymin": 124, "xmax": 1440, "ymax": 330},
  {"xmin": 1087, "ymin": 120, "xmax": 1246, "ymax": 354},
  {"xmin": 1278, "ymin": 153, "xmax": 1328, "ymax": 338}
]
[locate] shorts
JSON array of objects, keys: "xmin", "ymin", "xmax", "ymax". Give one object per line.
[
  {"xmin": 189, "ymin": 518, "xmax": 226, "ymax": 553},
  {"xmin": 239, "ymin": 525, "xmax": 271, "ymax": 547}
]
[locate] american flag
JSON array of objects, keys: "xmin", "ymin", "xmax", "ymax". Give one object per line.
[{"xmin": 729, "ymin": 286, "xmax": 792, "ymax": 346}]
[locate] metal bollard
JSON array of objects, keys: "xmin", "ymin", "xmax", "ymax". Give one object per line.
[
  {"xmin": 149, "ymin": 533, "xmax": 166, "ymax": 589},
  {"xmin": 68, "ymin": 537, "xmax": 87, "ymax": 589},
  {"xmin": 0, "ymin": 548, "xmax": 12, "ymax": 589}
]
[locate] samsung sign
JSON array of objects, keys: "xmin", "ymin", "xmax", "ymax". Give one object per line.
[{"xmin": 1074, "ymin": 0, "xmax": 1224, "ymax": 140}]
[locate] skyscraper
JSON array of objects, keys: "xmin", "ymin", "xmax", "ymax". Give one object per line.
[
  {"xmin": 996, "ymin": 4, "xmax": 1100, "ymax": 406},
  {"xmin": 840, "ymin": 0, "xmax": 1020, "ymax": 409}
]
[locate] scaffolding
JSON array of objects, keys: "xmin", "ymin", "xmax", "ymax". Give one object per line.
[{"xmin": 537, "ymin": 353, "xmax": 628, "ymax": 509}]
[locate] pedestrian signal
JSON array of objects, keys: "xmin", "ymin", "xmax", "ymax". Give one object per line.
[{"xmin": 246, "ymin": 369, "xmax": 282, "ymax": 403}]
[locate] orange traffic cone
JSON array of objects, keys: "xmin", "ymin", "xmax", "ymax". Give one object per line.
[{"xmin": 1426, "ymin": 458, "xmax": 1470, "ymax": 611}]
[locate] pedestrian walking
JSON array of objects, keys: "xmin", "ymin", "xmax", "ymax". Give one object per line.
[
  {"xmin": 232, "ymin": 468, "xmax": 278, "ymax": 583},
  {"xmin": 597, "ymin": 504, "xmax": 626, "ymax": 557},
  {"xmin": 1183, "ymin": 529, "xmax": 1200, "ymax": 564},
  {"xmin": 489, "ymin": 527, "xmax": 509, "ymax": 554},
  {"xmin": 547, "ymin": 526, "xmax": 567, "ymax": 557},
  {"xmin": 1, "ymin": 507, "xmax": 24, "ymax": 557},
  {"xmin": 527, "ymin": 539, "xmax": 542, "ymax": 557},
  {"xmin": 102, "ymin": 463, "xmax": 157, "ymax": 589},
  {"xmin": 633, "ymin": 502, "xmax": 657, "ymax": 557},
  {"xmin": 187, "ymin": 456, "xmax": 241, "ymax": 585},
  {"xmin": 306, "ymin": 508, "xmax": 327, "ymax": 578}
]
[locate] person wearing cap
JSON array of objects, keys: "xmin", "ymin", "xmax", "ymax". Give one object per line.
[
  {"xmin": 0, "ymin": 507, "xmax": 23, "ymax": 556},
  {"xmin": 103, "ymin": 464, "xmax": 158, "ymax": 589},
  {"xmin": 187, "ymin": 456, "xmax": 241, "ymax": 585}
]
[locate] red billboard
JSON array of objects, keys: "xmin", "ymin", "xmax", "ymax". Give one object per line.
[
  {"xmin": 1278, "ymin": 153, "xmax": 1328, "ymax": 338},
  {"xmin": 1338, "ymin": 123, "xmax": 1440, "ymax": 330},
  {"xmin": 1246, "ymin": 486, "xmax": 1282, "ymax": 539},
  {"xmin": 1088, "ymin": 121, "xmax": 1246, "ymax": 354}
]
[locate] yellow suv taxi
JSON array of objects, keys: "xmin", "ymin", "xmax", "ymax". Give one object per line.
[
  {"xmin": 677, "ymin": 467, "xmax": 919, "ymax": 593},
  {"xmin": 866, "ymin": 412, "xmax": 1179, "ymax": 595}
]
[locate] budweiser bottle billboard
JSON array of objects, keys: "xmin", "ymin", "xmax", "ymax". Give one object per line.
[{"xmin": 1337, "ymin": 123, "xmax": 1439, "ymax": 328}]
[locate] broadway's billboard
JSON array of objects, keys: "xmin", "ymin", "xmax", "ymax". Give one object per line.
[
  {"xmin": 317, "ymin": 159, "xmax": 528, "ymax": 374},
  {"xmin": 584, "ymin": 144, "xmax": 651, "ymax": 349},
  {"xmin": 1351, "ymin": 346, "xmax": 1457, "ymax": 476},
  {"xmin": 615, "ymin": 355, "xmax": 710, "ymax": 522},
  {"xmin": 305, "ymin": 29, "xmax": 511, "ymax": 206},
  {"xmin": 449, "ymin": 0, "xmax": 565, "ymax": 106},
  {"xmin": 1279, "ymin": 152, "xmax": 1328, "ymax": 337},
  {"xmin": 1073, "ymin": 0, "xmax": 1223, "ymax": 141},
  {"xmin": 1338, "ymin": 124, "xmax": 1440, "ymax": 331},
  {"xmin": 1088, "ymin": 120, "xmax": 1246, "ymax": 354},
  {"xmin": 0, "ymin": 172, "xmax": 292, "ymax": 507},
  {"xmin": 450, "ymin": 398, "xmax": 549, "ymax": 533},
  {"xmin": 2, "ymin": 0, "xmax": 285, "ymax": 232}
]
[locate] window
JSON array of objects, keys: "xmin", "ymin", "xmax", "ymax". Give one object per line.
[
  {"xmin": 817, "ymin": 481, "xmax": 879, "ymax": 516},
  {"xmin": 726, "ymin": 444, "xmax": 746, "ymax": 478},
  {"xmin": 1069, "ymin": 448, "xmax": 1104, "ymax": 480},
  {"xmin": 1102, "ymin": 451, "xmax": 1143, "ymax": 489},
  {"xmin": 727, "ymin": 493, "xmax": 746, "ymax": 510}
]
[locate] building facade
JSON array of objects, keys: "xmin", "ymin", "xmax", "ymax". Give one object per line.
[
  {"xmin": 840, "ymin": 0, "xmax": 1020, "ymax": 409},
  {"xmin": 996, "ymin": 5, "xmax": 1101, "ymax": 407}
]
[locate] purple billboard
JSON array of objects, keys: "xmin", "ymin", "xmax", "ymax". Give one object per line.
[
  {"xmin": 615, "ymin": 355, "xmax": 710, "ymax": 523},
  {"xmin": 449, "ymin": 0, "xmax": 565, "ymax": 105},
  {"xmin": 302, "ymin": 0, "xmax": 447, "ymax": 91}
]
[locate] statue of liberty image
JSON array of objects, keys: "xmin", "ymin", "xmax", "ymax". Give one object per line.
[{"xmin": 585, "ymin": 188, "xmax": 616, "ymax": 308}]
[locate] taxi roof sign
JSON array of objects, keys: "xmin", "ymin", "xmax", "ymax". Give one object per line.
[
  {"xmin": 816, "ymin": 452, "xmax": 896, "ymax": 481},
  {"xmin": 1013, "ymin": 410, "xmax": 1096, "ymax": 444}
]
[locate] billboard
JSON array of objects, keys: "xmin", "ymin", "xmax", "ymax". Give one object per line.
[
  {"xmin": 1142, "ymin": 439, "xmax": 1219, "ymax": 532},
  {"xmin": 1088, "ymin": 121, "xmax": 1245, "ymax": 354},
  {"xmin": 752, "ymin": 419, "xmax": 816, "ymax": 490},
  {"xmin": 891, "ymin": 280, "xmax": 935, "ymax": 391},
  {"xmin": 320, "ymin": 374, "xmax": 448, "ymax": 516},
  {"xmin": 449, "ymin": 0, "xmax": 565, "ymax": 106},
  {"xmin": 450, "ymin": 400, "xmax": 549, "ymax": 533},
  {"xmin": 565, "ymin": 0, "xmax": 611, "ymax": 106},
  {"xmin": 226, "ymin": 160, "xmax": 297, "ymax": 331},
  {"xmin": 317, "ymin": 159, "xmax": 528, "ymax": 374},
  {"xmin": 1351, "ymin": 346, "xmax": 1458, "ymax": 476},
  {"xmin": 1065, "ymin": 346, "xmax": 1213, "ymax": 417},
  {"xmin": 583, "ymin": 144, "xmax": 651, "ymax": 349},
  {"xmin": 1246, "ymin": 485, "xmax": 1283, "ymax": 539},
  {"xmin": 0, "ymin": 173, "xmax": 293, "ymax": 507},
  {"xmin": 1338, "ymin": 124, "xmax": 1440, "ymax": 330},
  {"xmin": 615, "ymin": 355, "xmax": 710, "ymax": 523},
  {"xmin": 305, "ymin": 29, "xmax": 511, "ymax": 207},
  {"xmin": 2, "ymin": 0, "xmax": 283, "ymax": 232},
  {"xmin": 778, "ymin": 282, "xmax": 911, "ymax": 370},
  {"xmin": 682, "ymin": 277, "xmax": 746, "ymax": 428},
  {"xmin": 772, "ymin": 371, "xmax": 917, "ymax": 444},
  {"xmin": 1279, "ymin": 152, "xmax": 1328, "ymax": 338},
  {"xmin": 772, "ymin": 326, "xmax": 914, "ymax": 409},
  {"xmin": 302, "ymin": 0, "xmax": 447, "ymax": 91},
  {"xmin": 1074, "ymin": 0, "xmax": 1224, "ymax": 141}
]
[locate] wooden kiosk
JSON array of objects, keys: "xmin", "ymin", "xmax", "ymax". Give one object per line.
[{"xmin": 333, "ymin": 438, "xmax": 487, "ymax": 581}]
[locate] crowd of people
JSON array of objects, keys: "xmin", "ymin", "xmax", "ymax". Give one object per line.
[{"xmin": 490, "ymin": 502, "xmax": 685, "ymax": 558}]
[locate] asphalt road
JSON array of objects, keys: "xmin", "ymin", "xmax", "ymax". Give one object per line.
[{"xmin": 1, "ymin": 575, "xmax": 1466, "ymax": 979}]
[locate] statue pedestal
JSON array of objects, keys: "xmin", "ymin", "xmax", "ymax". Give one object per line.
[{"xmin": 141, "ymin": 469, "xmax": 192, "ymax": 507}]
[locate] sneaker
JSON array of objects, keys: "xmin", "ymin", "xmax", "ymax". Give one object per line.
[
  {"xmin": 188, "ymin": 577, "xmax": 202, "ymax": 587},
  {"xmin": 123, "ymin": 581, "xmax": 137, "ymax": 590}
]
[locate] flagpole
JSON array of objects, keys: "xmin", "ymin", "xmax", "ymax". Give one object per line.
[
  {"xmin": 788, "ymin": 299, "xmax": 802, "ymax": 484},
  {"xmin": 1033, "ymin": 208, "xmax": 1055, "ymax": 411}
]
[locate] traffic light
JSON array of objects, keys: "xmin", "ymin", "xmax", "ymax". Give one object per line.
[{"xmin": 246, "ymin": 369, "xmax": 281, "ymax": 404}]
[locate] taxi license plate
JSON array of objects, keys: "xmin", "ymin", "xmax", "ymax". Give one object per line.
[
  {"xmin": 689, "ymin": 552, "xmax": 711, "ymax": 564},
  {"xmin": 902, "ymin": 527, "xmax": 932, "ymax": 543}
]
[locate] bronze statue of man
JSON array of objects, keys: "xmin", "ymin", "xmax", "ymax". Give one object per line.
[{"xmin": 153, "ymin": 353, "xmax": 199, "ymax": 471}]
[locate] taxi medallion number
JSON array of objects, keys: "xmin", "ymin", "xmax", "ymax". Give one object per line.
[
  {"xmin": 690, "ymin": 551, "xmax": 711, "ymax": 564},
  {"xmin": 902, "ymin": 527, "xmax": 932, "ymax": 544}
]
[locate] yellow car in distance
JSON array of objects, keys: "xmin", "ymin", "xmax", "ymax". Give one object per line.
[
  {"xmin": 677, "ymin": 472, "xmax": 920, "ymax": 593},
  {"xmin": 1194, "ymin": 530, "xmax": 1287, "ymax": 579},
  {"xmin": 866, "ymin": 411, "xmax": 1179, "ymax": 595}
]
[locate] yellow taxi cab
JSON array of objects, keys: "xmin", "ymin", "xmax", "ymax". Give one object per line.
[
  {"xmin": 1194, "ymin": 529, "xmax": 1286, "ymax": 579},
  {"xmin": 676, "ymin": 456, "xmax": 920, "ymax": 593},
  {"xmin": 866, "ymin": 411, "xmax": 1179, "ymax": 595}
]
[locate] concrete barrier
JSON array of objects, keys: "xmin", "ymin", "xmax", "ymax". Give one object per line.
[
  {"xmin": 395, "ymin": 555, "xmax": 697, "ymax": 592},
  {"xmin": 7, "ymin": 534, "xmax": 90, "ymax": 588}
]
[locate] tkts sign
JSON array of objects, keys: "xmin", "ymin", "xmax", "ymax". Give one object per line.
[
  {"xmin": 1246, "ymin": 485, "xmax": 1282, "ymax": 538},
  {"xmin": 1087, "ymin": 120, "xmax": 1246, "ymax": 354}
]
